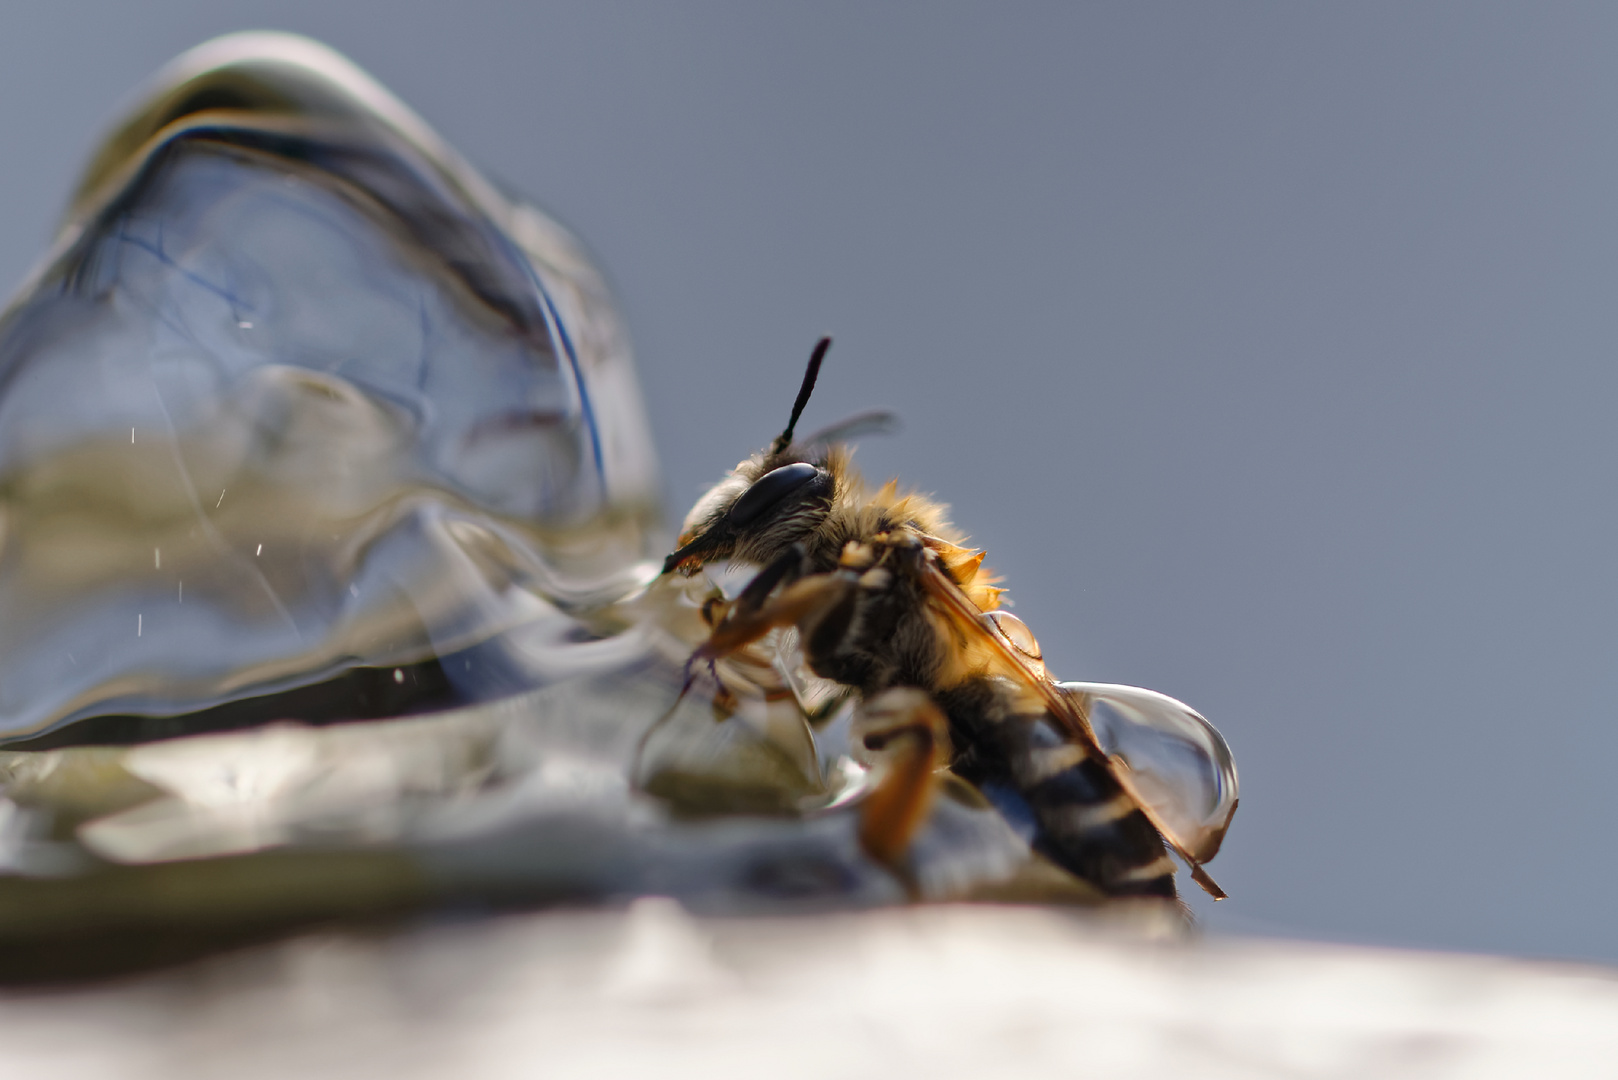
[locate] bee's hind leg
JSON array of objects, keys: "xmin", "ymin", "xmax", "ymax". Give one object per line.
[{"xmin": 851, "ymin": 688, "xmax": 951, "ymax": 884}]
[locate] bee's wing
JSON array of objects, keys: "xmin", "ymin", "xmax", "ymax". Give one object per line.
[
  {"xmin": 915, "ymin": 542, "xmax": 1231, "ymax": 899},
  {"xmin": 797, "ymin": 410, "xmax": 901, "ymax": 453}
]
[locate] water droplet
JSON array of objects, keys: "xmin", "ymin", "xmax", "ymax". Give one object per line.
[
  {"xmin": 1057, "ymin": 682, "xmax": 1238, "ymax": 863},
  {"xmin": 987, "ymin": 610, "xmax": 1043, "ymax": 673}
]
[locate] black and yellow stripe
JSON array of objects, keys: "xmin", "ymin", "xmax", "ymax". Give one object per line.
[{"xmin": 940, "ymin": 675, "xmax": 1177, "ymax": 899}]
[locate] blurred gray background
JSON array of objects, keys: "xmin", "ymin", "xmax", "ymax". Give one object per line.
[{"xmin": 2, "ymin": 3, "xmax": 1613, "ymax": 963}]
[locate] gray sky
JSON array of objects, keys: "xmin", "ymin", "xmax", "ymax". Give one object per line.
[{"xmin": 4, "ymin": 3, "xmax": 1617, "ymax": 962}]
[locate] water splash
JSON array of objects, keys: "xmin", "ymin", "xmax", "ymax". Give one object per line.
[{"xmin": 0, "ymin": 33, "xmax": 660, "ymax": 748}]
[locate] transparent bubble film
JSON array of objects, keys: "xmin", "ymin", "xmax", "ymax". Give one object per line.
[
  {"xmin": 1058, "ymin": 683, "xmax": 1239, "ymax": 863},
  {"xmin": 0, "ymin": 35, "xmax": 659, "ymax": 746},
  {"xmin": 0, "ymin": 34, "xmax": 1235, "ymax": 972}
]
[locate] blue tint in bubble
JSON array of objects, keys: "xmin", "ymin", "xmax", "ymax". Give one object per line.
[{"xmin": 0, "ymin": 34, "xmax": 661, "ymax": 745}]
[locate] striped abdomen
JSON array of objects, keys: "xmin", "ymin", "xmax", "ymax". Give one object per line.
[{"xmin": 938, "ymin": 675, "xmax": 1177, "ymax": 899}]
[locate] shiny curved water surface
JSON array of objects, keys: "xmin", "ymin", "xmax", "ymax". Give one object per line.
[
  {"xmin": 1060, "ymin": 682, "xmax": 1239, "ymax": 864},
  {"xmin": 0, "ymin": 34, "xmax": 659, "ymax": 748}
]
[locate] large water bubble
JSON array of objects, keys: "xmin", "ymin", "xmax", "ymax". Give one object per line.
[{"xmin": 0, "ymin": 33, "xmax": 661, "ymax": 748}]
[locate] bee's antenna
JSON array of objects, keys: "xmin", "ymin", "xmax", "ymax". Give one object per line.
[{"xmin": 771, "ymin": 336, "xmax": 831, "ymax": 455}]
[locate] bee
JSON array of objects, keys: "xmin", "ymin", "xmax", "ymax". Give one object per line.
[{"xmin": 662, "ymin": 339, "xmax": 1236, "ymax": 901}]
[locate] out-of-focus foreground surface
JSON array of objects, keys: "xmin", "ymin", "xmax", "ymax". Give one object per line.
[
  {"xmin": 5, "ymin": 903, "xmax": 1617, "ymax": 1080},
  {"xmin": 3, "ymin": 4, "xmax": 1615, "ymax": 963}
]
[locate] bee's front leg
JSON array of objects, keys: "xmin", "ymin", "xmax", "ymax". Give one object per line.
[
  {"xmin": 851, "ymin": 688, "xmax": 951, "ymax": 874},
  {"xmin": 692, "ymin": 571, "xmax": 853, "ymax": 664},
  {"xmin": 731, "ymin": 542, "xmax": 809, "ymax": 617},
  {"xmin": 684, "ymin": 546, "xmax": 812, "ymax": 691}
]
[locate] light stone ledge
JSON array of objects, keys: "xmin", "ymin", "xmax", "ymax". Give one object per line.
[{"xmin": 4, "ymin": 900, "xmax": 1615, "ymax": 1079}]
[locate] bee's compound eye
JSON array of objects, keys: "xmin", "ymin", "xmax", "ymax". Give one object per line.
[{"xmin": 729, "ymin": 462, "xmax": 823, "ymax": 526}]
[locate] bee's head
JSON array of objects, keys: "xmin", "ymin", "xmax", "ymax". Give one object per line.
[
  {"xmin": 663, "ymin": 338, "xmax": 838, "ymax": 575},
  {"xmin": 662, "ymin": 451, "xmax": 839, "ymax": 575}
]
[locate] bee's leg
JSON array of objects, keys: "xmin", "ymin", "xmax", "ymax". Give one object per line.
[
  {"xmin": 693, "ymin": 572, "xmax": 854, "ymax": 662},
  {"xmin": 851, "ymin": 688, "xmax": 950, "ymax": 876},
  {"xmin": 731, "ymin": 543, "xmax": 809, "ymax": 617},
  {"xmin": 682, "ymin": 549, "xmax": 810, "ymax": 691}
]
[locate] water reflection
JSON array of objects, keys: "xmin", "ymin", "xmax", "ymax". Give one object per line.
[{"xmin": 0, "ymin": 33, "xmax": 659, "ymax": 747}]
